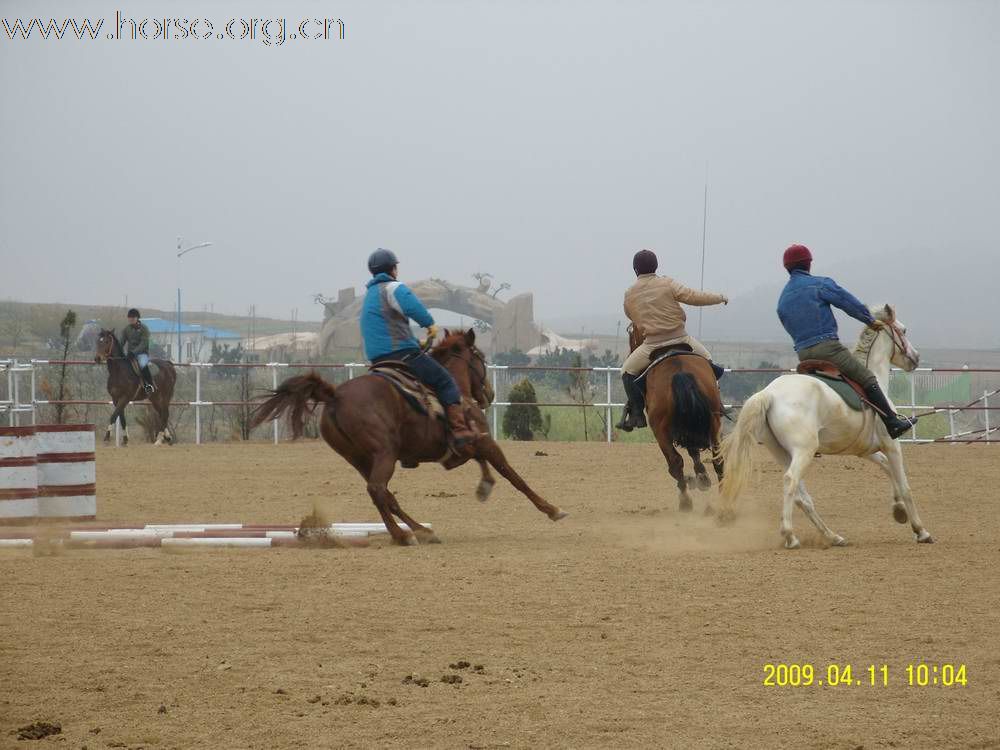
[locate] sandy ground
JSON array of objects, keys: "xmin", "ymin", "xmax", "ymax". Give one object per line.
[{"xmin": 2, "ymin": 440, "xmax": 999, "ymax": 749}]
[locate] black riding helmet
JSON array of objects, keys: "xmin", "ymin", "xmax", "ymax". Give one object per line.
[
  {"xmin": 127, "ymin": 308, "xmax": 141, "ymax": 319},
  {"xmin": 367, "ymin": 248, "xmax": 399, "ymax": 275}
]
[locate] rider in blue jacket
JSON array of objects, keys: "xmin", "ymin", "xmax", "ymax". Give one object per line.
[
  {"xmin": 360, "ymin": 248, "xmax": 478, "ymax": 450},
  {"xmin": 777, "ymin": 244, "xmax": 917, "ymax": 439}
]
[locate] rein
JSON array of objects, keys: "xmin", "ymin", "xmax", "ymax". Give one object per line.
[
  {"xmin": 861, "ymin": 321, "xmax": 917, "ymax": 371},
  {"xmin": 439, "ymin": 345, "xmax": 489, "ymax": 402}
]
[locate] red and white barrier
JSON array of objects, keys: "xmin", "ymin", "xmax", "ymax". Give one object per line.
[
  {"xmin": 0, "ymin": 426, "xmax": 38, "ymax": 523},
  {"xmin": 35, "ymin": 424, "xmax": 96, "ymax": 520}
]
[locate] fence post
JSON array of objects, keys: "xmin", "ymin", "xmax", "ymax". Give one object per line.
[
  {"xmin": 491, "ymin": 366, "xmax": 499, "ymax": 440},
  {"xmin": 195, "ymin": 364, "xmax": 202, "ymax": 445},
  {"xmin": 985, "ymin": 390, "xmax": 991, "ymax": 444},
  {"xmin": 909, "ymin": 372, "xmax": 918, "ymax": 442},
  {"xmin": 272, "ymin": 365, "xmax": 279, "ymax": 445},
  {"xmin": 11, "ymin": 361, "xmax": 19, "ymax": 427},
  {"xmin": 948, "ymin": 408, "xmax": 956, "ymax": 444},
  {"xmin": 606, "ymin": 368, "xmax": 613, "ymax": 445},
  {"xmin": 29, "ymin": 361, "xmax": 36, "ymax": 425}
]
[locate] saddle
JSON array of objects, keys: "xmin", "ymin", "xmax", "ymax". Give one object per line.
[
  {"xmin": 369, "ymin": 361, "xmax": 446, "ymax": 420},
  {"xmin": 636, "ymin": 345, "xmax": 725, "ymax": 385},
  {"xmin": 796, "ymin": 360, "xmax": 880, "ymax": 415},
  {"xmin": 126, "ymin": 356, "xmax": 159, "ymax": 378}
]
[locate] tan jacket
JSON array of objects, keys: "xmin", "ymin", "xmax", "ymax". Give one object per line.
[{"xmin": 624, "ymin": 274, "xmax": 726, "ymax": 343}]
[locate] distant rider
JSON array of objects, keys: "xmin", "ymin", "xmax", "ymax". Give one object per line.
[
  {"xmin": 777, "ymin": 244, "xmax": 917, "ymax": 439},
  {"xmin": 360, "ymin": 248, "xmax": 478, "ymax": 452},
  {"xmin": 617, "ymin": 249, "xmax": 728, "ymax": 431},
  {"xmin": 122, "ymin": 308, "xmax": 155, "ymax": 394}
]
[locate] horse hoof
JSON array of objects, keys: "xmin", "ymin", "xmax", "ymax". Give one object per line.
[
  {"xmin": 703, "ymin": 504, "xmax": 715, "ymax": 517},
  {"xmin": 421, "ymin": 533, "xmax": 442, "ymax": 545},
  {"xmin": 549, "ymin": 509, "xmax": 568, "ymax": 522},
  {"xmin": 398, "ymin": 534, "xmax": 419, "ymax": 546},
  {"xmin": 696, "ymin": 474, "xmax": 712, "ymax": 492},
  {"xmin": 784, "ymin": 536, "xmax": 801, "ymax": 550},
  {"xmin": 476, "ymin": 481, "xmax": 495, "ymax": 503},
  {"xmin": 831, "ymin": 535, "xmax": 848, "ymax": 547},
  {"xmin": 892, "ymin": 504, "xmax": 908, "ymax": 524},
  {"xmin": 916, "ymin": 532, "xmax": 935, "ymax": 544},
  {"xmin": 679, "ymin": 498, "xmax": 693, "ymax": 513}
]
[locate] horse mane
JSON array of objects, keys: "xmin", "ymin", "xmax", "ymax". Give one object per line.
[
  {"xmin": 853, "ymin": 303, "xmax": 894, "ymax": 357},
  {"xmin": 431, "ymin": 329, "xmax": 474, "ymax": 361}
]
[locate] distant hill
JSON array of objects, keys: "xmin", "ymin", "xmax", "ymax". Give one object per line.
[{"xmin": 0, "ymin": 300, "xmax": 319, "ymax": 358}]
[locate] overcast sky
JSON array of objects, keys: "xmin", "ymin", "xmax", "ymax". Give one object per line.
[{"xmin": 2, "ymin": 0, "xmax": 997, "ymax": 339}]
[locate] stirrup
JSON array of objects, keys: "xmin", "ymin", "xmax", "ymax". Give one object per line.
[{"xmin": 886, "ymin": 414, "xmax": 917, "ymax": 439}]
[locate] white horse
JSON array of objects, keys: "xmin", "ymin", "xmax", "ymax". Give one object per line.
[{"xmin": 720, "ymin": 304, "xmax": 933, "ymax": 549}]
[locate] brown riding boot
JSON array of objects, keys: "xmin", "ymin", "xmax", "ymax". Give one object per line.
[{"xmin": 446, "ymin": 403, "xmax": 479, "ymax": 455}]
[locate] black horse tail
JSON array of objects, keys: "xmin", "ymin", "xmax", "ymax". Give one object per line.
[
  {"xmin": 249, "ymin": 372, "xmax": 336, "ymax": 438},
  {"xmin": 670, "ymin": 372, "xmax": 713, "ymax": 451}
]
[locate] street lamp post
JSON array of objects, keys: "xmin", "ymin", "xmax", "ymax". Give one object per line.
[{"xmin": 176, "ymin": 237, "xmax": 213, "ymax": 363}]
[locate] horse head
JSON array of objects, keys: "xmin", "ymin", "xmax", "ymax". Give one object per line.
[
  {"xmin": 867, "ymin": 303, "xmax": 920, "ymax": 372},
  {"xmin": 432, "ymin": 328, "xmax": 493, "ymax": 408},
  {"xmin": 94, "ymin": 328, "xmax": 121, "ymax": 363}
]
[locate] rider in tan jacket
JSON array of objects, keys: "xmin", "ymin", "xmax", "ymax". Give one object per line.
[{"xmin": 617, "ymin": 249, "xmax": 728, "ymax": 431}]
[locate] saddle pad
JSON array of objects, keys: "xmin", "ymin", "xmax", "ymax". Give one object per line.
[
  {"xmin": 804, "ymin": 373, "xmax": 864, "ymax": 412},
  {"xmin": 369, "ymin": 365, "xmax": 446, "ymax": 420}
]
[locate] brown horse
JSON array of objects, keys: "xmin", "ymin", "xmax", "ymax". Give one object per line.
[
  {"xmin": 250, "ymin": 329, "xmax": 567, "ymax": 545},
  {"xmin": 95, "ymin": 329, "xmax": 177, "ymax": 446},
  {"xmin": 629, "ymin": 325, "xmax": 724, "ymax": 511}
]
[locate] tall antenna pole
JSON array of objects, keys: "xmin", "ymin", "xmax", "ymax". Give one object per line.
[{"xmin": 697, "ymin": 165, "xmax": 709, "ymax": 338}]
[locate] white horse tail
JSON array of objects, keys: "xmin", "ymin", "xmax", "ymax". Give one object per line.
[{"xmin": 720, "ymin": 389, "xmax": 772, "ymax": 505}]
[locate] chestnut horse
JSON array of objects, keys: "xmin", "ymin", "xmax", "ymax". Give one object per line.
[
  {"xmin": 95, "ymin": 329, "xmax": 177, "ymax": 445},
  {"xmin": 628, "ymin": 325, "xmax": 724, "ymax": 511},
  {"xmin": 250, "ymin": 329, "xmax": 567, "ymax": 545}
]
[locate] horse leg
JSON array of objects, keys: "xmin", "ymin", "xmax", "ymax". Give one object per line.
[
  {"xmin": 476, "ymin": 459, "xmax": 496, "ymax": 503},
  {"xmin": 657, "ymin": 439, "xmax": 692, "ymax": 512},
  {"xmin": 882, "ymin": 443, "xmax": 933, "ymax": 543},
  {"xmin": 383, "ymin": 489, "xmax": 440, "ymax": 544},
  {"xmin": 780, "ymin": 446, "xmax": 816, "ymax": 549},
  {"xmin": 364, "ymin": 452, "xmax": 416, "ymax": 546},
  {"xmin": 686, "ymin": 447, "xmax": 712, "ymax": 491},
  {"xmin": 866, "ymin": 451, "xmax": 908, "ymax": 524},
  {"xmin": 475, "ymin": 438, "xmax": 566, "ymax": 521},
  {"xmin": 153, "ymin": 397, "xmax": 171, "ymax": 445},
  {"xmin": 710, "ymin": 415, "xmax": 724, "ymax": 483},
  {"xmin": 763, "ymin": 435, "xmax": 844, "ymax": 546}
]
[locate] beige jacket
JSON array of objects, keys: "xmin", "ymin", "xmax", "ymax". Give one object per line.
[{"xmin": 624, "ymin": 274, "xmax": 726, "ymax": 343}]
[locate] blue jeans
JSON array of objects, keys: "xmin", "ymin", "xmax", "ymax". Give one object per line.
[
  {"xmin": 134, "ymin": 353, "xmax": 150, "ymax": 369},
  {"xmin": 374, "ymin": 350, "xmax": 461, "ymax": 406}
]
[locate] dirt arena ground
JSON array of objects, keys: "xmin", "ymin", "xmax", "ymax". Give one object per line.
[{"xmin": 2, "ymin": 440, "xmax": 998, "ymax": 749}]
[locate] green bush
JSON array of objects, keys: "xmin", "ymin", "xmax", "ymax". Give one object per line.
[{"xmin": 502, "ymin": 378, "xmax": 547, "ymax": 440}]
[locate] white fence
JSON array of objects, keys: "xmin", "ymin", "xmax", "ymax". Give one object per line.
[{"xmin": 3, "ymin": 359, "xmax": 999, "ymax": 445}]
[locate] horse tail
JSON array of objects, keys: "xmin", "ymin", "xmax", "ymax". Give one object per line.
[
  {"xmin": 670, "ymin": 371, "xmax": 714, "ymax": 451},
  {"xmin": 719, "ymin": 389, "xmax": 772, "ymax": 505},
  {"xmin": 249, "ymin": 372, "xmax": 336, "ymax": 438}
]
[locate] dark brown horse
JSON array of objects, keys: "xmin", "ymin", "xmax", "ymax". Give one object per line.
[
  {"xmin": 250, "ymin": 329, "xmax": 567, "ymax": 545},
  {"xmin": 629, "ymin": 324, "xmax": 724, "ymax": 511},
  {"xmin": 94, "ymin": 329, "xmax": 177, "ymax": 445}
]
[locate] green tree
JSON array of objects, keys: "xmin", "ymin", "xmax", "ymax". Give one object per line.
[
  {"xmin": 54, "ymin": 310, "xmax": 77, "ymax": 424},
  {"xmin": 502, "ymin": 378, "xmax": 547, "ymax": 440}
]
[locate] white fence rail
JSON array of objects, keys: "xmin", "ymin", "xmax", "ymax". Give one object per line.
[{"xmin": 3, "ymin": 359, "xmax": 999, "ymax": 445}]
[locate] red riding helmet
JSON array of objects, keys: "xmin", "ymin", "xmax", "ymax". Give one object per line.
[{"xmin": 782, "ymin": 244, "xmax": 812, "ymax": 270}]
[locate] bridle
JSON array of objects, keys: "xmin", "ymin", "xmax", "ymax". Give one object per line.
[
  {"xmin": 439, "ymin": 344, "xmax": 491, "ymax": 405},
  {"xmin": 864, "ymin": 320, "xmax": 918, "ymax": 371},
  {"xmin": 95, "ymin": 331, "xmax": 125, "ymax": 363}
]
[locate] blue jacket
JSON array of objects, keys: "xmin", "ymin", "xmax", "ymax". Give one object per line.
[
  {"xmin": 777, "ymin": 270, "xmax": 875, "ymax": 352},
  {"xmin": 360, "ymin": 273, "xmax": 435, "ymax": 360}
]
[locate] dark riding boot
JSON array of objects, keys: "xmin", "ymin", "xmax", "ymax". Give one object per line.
[
  {"xmin": 615, "ymin": 374, "xmax": 647, "ymax": 432},
  {"xmin": 863, "ymin": 382, "xmax": 918, "ymax": 439},
  {"xmin": 141, "ymin": 366, "xmax": 155, "ymax": 394},
  {"xmin": 446, "ymin": 403, "xmax": 478, "ymax": 455}
]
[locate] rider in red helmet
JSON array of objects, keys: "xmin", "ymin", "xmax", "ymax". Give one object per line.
[
  {"xmin": 617, "ymin": 249, "xmax": 729, "ymax": 431},
  {"xmin": 777, "ymin": 244, "xmax": 917, "ymax": 439}
]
